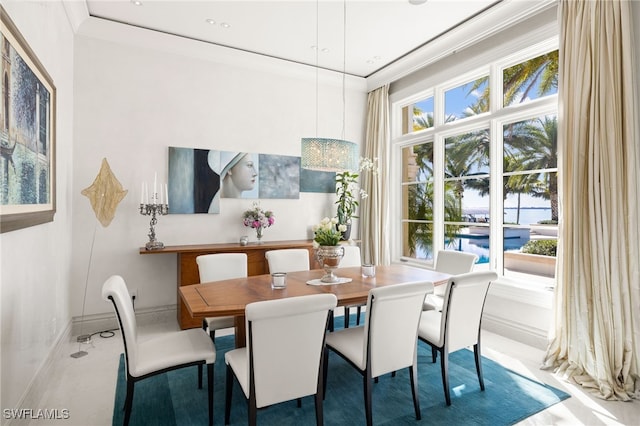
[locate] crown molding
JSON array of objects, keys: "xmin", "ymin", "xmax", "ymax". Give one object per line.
[
  {"xmin": 62, "ymin": 0, "xmax": 89, "ymax": 33},
  {"xmin": 366, "ymin": 0, "xmax": 557, "ymax": 92},
  {"xmin": 75, "ymin": 14, "xmax": 366, "ymax": 91}
]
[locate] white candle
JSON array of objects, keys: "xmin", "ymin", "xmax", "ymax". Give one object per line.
[
  {"xmin": 140, "ymin": 182, "xmax": 144, "ymax": 204},
  {"xmin": 154, "ymin": 172, "xmax": 157, "ymax": 203},
  {"xmin": 145, "ymin": 182, "xmax": 149, "ymax": 204},
  {"xmin": 361, "ymin": 264, "xmax": 376, "ymax": 278},
  {"xmin": 159, "ymin": 183, "xmax": 164, "ymax": 204},
  {"xmin": 271, "ymin": 273, "xmax": 287, "ymax": 289},
  {"xmin": 165, "ymin": 183, "xmax": 169, "ymax": 206}
]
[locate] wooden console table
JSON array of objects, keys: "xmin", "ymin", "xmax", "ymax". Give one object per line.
[{"xmin": 139, "ymin": 240, "xmax": 318, "ymax": 329}]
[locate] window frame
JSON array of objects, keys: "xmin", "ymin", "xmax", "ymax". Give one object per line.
[{"xmin": 391, "ymin": 38, "xmax": 559, "ymax": 292}]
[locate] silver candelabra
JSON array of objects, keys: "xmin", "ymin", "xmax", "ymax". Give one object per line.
[{"xmin": 139, "ymin": 196, "xmax": 169, "ymax": 250}]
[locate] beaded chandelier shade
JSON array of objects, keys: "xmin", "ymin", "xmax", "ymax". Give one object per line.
[{"xmin": 301, "ymin": 137, "xmax": 358, "ymax": 172}]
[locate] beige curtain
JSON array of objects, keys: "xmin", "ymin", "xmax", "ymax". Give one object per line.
[
  {"xmin": 543, "ymin": 0, "xmax": 640, "ymax": 400},
  {"xmin": 361, "ymin": 84, "xmax": 390, "ymax": 266}
]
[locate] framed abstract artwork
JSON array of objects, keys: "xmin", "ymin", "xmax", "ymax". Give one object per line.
[
  {"xmin": 168, "ymin": 147, "xmax": 221, "ymax": 214},
  {"xmin": 0, "ymin": 7, "xmax": 56, "ymax": 233},
  {"xmin": 168, "ymin": 147, "xmax": 302, "ymax": 214},
  {"xmin": 258, "ymin": 153, "xmax": 300, "ymax": 199},
  {"xmin": 300, "ymin": 168, "xmax": 336, "ymax": 193}
]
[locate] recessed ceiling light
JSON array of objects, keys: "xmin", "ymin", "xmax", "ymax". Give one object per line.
[
  {"xmin": 131, "ymin": 0, "xmax": 143, "ymax": 6},
  {"xmin": 220, "ymin": 22, "xmax": 231, "ymax": 29},
  {"xmin": 205, "ymin": 19, "xmax": 216, "ymax": 25},
  {"xmin": 408, "ymin": 0, "xmax": 427, "ymax": 5}
]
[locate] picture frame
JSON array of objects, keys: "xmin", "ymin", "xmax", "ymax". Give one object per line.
[
  {"xmin": 168, "ymin": 148, "xmax": 302, "ymax": 214},
  {"xmin": 0, "ymin": 6, "xmax": 56, "ymax": 233}
]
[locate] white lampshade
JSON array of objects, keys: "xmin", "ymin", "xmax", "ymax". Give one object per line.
[{"xmin": 301, "ymin": 138, "xmax": 359, "ymax": 172}]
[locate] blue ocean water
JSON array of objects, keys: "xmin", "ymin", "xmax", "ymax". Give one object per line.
[{"xmin": 503, "ymin": 207, "xmax": 552, "ymax": 225}]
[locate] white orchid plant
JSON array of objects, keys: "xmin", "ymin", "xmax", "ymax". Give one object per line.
[{"xmin": 335, "ymin": 157, "xmax": 378, "ymax": 225}]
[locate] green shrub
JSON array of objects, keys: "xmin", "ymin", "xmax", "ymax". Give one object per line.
[
  {"xmin": 538, "ymin": 220, "xmax": 558, "ymax": 225},
  {"xmin": 521, "ymin": 239, "xmax": 557, "ymax": 256}
]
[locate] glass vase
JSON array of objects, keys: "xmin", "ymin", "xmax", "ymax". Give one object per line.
[{"xmin": 255, "ymin": 226, "xmax": 263, "ymax": 243}]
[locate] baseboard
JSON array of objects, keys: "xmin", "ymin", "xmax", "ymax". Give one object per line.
[
  {"xmin": 5, "ymin": 306, "xmax": 178, "ymax": 426},
  {"xmin": 6, "ymin": 321, "xmax": 73, "ymax": 426},
  {"xmin": 482, "ymin": 312, "xmax": 549, "ymax": 350},
  {"xmin": 71, "ymin": 304, "xmax": 178, "ymax": 336}
]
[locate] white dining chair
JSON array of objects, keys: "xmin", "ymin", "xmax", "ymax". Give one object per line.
[
  {"xmin": 418, "ymin": 270, "xmax": 498, "ymax": 405},
  {"xmin": 339, "ymin": 245, "xmax": 365, "ymax": 328},
  {"xmin": 224, "ymin": 293, "xmax": 337, "ymax": 425},
  {"xmin": 102, "ymin": 275, "xmax": 216, "ymax": 426},
  {"xmin": 265, "ymin": 249, "xmax": 310, "ymax": 273},
  {"xmin": 196, "ymin": 253, "xmax": 247, "ymax": 340},
  {"xmin": 324, "ymin": 282, "xmax": 431, "ymax": 426},
  {"xmin": 340, "ymin": 245, "xmax": 361, "ymax": 267},
  {"xmin": 423, "ymin": 250, "xmax": 478, "ymax": 311}
]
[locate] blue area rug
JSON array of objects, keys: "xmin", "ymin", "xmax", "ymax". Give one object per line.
[{"xmin": 112, "ymin": 315, "xmax": 569, "ymax": 425}]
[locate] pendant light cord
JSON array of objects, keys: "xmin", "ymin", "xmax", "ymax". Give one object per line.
[
  {"xmin": 342, "ymin": 0, "xmax": 347, "ymax": 140},
  {"xmin": 315, "ymin": 0, "xmax": 319, "ymax": 138}
]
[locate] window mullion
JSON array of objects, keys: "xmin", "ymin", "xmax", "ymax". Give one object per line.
[
  {"xmin": 491, "ymin": 118, "xmax": 504, "ymax": 272},
  {"xmin": 391, "ymin": 39, "xmax": 559, "ymax": 290},
  {"xmin": 489, "ymin": 62, "xmax": 501, "ymax": 271},
  {"xmin": 433, "ymin": 133, "xmax": 445, "ymax": 254}
]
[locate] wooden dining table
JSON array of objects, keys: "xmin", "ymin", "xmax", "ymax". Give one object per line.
[{"xmin": 179, "ymin": 264, "xmax": 451, "ymax": 347}]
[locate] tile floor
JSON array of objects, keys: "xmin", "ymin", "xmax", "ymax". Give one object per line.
[{"xmin": 24, "ymin": 310, "xmax": 638, "ymax": 426}]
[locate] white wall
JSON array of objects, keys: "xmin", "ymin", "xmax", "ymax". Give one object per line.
[
  {"xmin": 0, "ymin": 0, "xmax": 75, "ymax": 411},
  {"xmin": 0, "ymin": 0, "xmax": 367, "ymax": 413},
  {"xmin": 3, "ymin": 0, "xmax": 637, "ymax": 414},
  {"xmin": 70, "ymin": 18, "xmax": 367, "ymax": 319}
]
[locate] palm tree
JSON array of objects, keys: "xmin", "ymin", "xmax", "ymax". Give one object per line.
[
  {"xmin": 472, "ymin": 51, "xmax": 559, "ymax": 221},
  {"xmin": 444, "ymin": 121, "xmax": 491, "ymax": 217},
  {"xmin": 503, "ymin": 51, "xmax": 558, "ymax": 106},
  {"xmin": 502, "ymin": 53, "xmax": 558, "ymax": 221},
  {"xmin": 464, "ymin": 76, "xmax": 490, "ymax": 116},
  {"xmin": 517, "ymin": 116, "xmax": 558, "ymax": 221},
  {"xmin": 503, "ymin": 119, "xmax": 544, "ymax": 223},
  {"xmin": 406, "ymin": 182, "xmax": 434, "ymax": 257},
  {"xmin": 446, "ymin": 96, "xmax": 492, "ymax": 187},
  {"xmin": 442, "ymin": 149, "xmax": 470, "ymax": 219},
  {"xmin": 406, "ymin": 180, "xmax": 463, "ymax": 256},
  {"xmin": 413, "ymin": 106, "xmax": 433, "ymax": 131},
  {"xmin": 410, "ymin": 140, "xmax": 434, "ymax": 179},
  {"xmin": 404, "ymin": 125, "xmax": 463, "ymax": 257},
  {"xmin": 406, "ymin": 51, "xmax": 559, "ymax": 258},
  {"xmin": 503, "ymin": 155, "xmax": 542, "ymax": 224}
]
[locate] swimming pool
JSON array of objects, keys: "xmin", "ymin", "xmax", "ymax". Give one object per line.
[{"xmin": 445, "ymin": 228, "xmax": 531, "ymax": 264}]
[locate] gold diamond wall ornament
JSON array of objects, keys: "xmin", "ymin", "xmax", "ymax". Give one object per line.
[{"xmin": 81, "ymin": 158, "xmax": 128, "ymax": 227}]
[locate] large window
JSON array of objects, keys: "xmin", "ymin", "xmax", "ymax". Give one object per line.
[{"xmin": 396, "ymin": 47, "xmax": 558, "ymax": 289}]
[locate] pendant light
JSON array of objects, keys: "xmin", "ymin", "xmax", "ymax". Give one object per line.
[{"xmin": 301, "ymin": 0, "xmax": 358, "ymax": 172}]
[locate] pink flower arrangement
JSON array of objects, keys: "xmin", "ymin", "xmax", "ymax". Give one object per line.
[{"xmin": 242, "ymin": 203, "xmax": 275, "ymax": 230}]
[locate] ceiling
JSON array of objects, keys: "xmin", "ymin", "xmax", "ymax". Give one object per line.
[{"xmin": 85, "ymin": 0, "xmax": 500, "ymax": 78}]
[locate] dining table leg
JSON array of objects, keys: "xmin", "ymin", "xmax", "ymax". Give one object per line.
[{"xmin": 234, "ymin": 315, "xmax": 246, "ymax": 348}]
